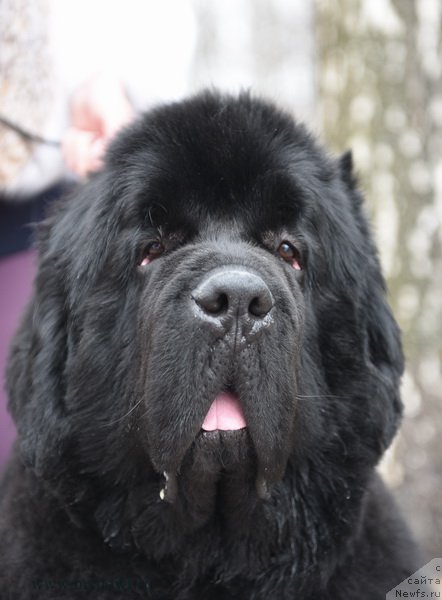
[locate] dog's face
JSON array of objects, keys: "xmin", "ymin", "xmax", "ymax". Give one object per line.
[{"xmin": 7, "ymin": 93, "xmax": 404, "ymax": 553}]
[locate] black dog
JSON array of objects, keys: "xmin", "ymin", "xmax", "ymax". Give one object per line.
[{"xmin": 0, "ymin": 92, "xmax": 420, "ymax": 599}]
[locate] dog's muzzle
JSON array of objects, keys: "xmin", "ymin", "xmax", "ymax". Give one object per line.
[{"xmin": 191, "ymin": 267, "xmax": 274, "ymax": 344}]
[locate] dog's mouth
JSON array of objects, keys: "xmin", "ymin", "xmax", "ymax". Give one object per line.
[
  {"xmin": 146, "ymin": 366, "xmax": 297, "ymax": 508},
  {"xmin": 156, "ymin": 390, "xmax": 274, "ymax": 506},
  {"xmin": 201, "ymin": 390, "xmax": 247, "ymax": 432}
]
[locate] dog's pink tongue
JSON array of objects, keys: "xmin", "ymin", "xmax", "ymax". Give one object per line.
[{"xmin": 202, "ymin": 392, "xmax": 247, "ymax": 431}]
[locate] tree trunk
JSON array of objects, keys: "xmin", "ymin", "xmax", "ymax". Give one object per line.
[{"xmin": 316, "ymin": 0, "xmax": 442, "ymax": 559}]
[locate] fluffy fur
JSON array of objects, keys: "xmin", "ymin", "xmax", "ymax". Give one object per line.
[{"xmin": 0, "ymin": 92, "xmax": 420, "ymax": 599}]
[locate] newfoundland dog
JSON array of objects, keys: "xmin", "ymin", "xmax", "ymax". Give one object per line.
[{"xmin": 0, "ymin": 92, "xmax": 420, "ymax": 599}]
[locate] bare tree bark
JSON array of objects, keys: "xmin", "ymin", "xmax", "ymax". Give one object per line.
[{"xmin": 316, "ymin": 0, "xmax": 442, "ymax": 558}]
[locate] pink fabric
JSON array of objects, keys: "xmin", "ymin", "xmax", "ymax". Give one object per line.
[{"xmin": 0, "ymin": 250, "xmax": 36, "ymax": 466}]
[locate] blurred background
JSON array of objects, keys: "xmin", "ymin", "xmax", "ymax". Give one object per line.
[{"xmin": 1, "ymin": 0, "xmax": 440, "ymax": 559}]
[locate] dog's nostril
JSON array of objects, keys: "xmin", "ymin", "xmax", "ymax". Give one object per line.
[
  {"xmin": 196, "ymin": 291, "xmax": 229, "ymax": 315},
  {"xmin": 249, "ymin": 294, "xmax": 273, "ymax": 318}
]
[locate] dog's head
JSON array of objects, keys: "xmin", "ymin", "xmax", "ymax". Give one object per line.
[{"xmin": 7, "ymin": 92, "xmax": 403, "ymax": 554}]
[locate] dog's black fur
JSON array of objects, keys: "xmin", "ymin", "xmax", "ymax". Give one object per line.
[{"xmin": 0, "ymin": 92, "xmax": 419, "ymax": 599}]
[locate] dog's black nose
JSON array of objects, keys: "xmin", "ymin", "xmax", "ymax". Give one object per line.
[{"xmin": 192, "ymin": 268, "xmax": 274, "ymax": 340}]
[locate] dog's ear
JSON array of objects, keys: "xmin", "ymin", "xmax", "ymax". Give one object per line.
[
  {"xmin": 363, "ymin": 265, "xmax": 404, "ymax": 450},
  {"xmin": 6, "ymin": 176, "xmax": 112, "ymax": 477},
  {"xmin": 339, "ymin": 150, "xmax": 357, "ymax": 190},
  {"xmin": 6, "ymin": 212, "xmax": 71, "ymax": 477},
  {"xmin": 337, "ymin": 155, "xmax": 404, "ymax": 453}
]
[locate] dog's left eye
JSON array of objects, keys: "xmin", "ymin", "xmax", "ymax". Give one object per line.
[
  {"xmin": 278, "ymin": 241, "xmax": 302, "ymax": 270},
  {"xmin": 140, "ymin": 241, "xmax": 165, "ymax": 266}
]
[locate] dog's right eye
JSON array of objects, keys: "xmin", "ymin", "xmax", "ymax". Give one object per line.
[
  {"xmin": 139, "ymin": 241, "xmax": 165, "ymax": 266},
  {"xmin": 278, "ymin": 241, "xmax": 302, "ymax": 271}
]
